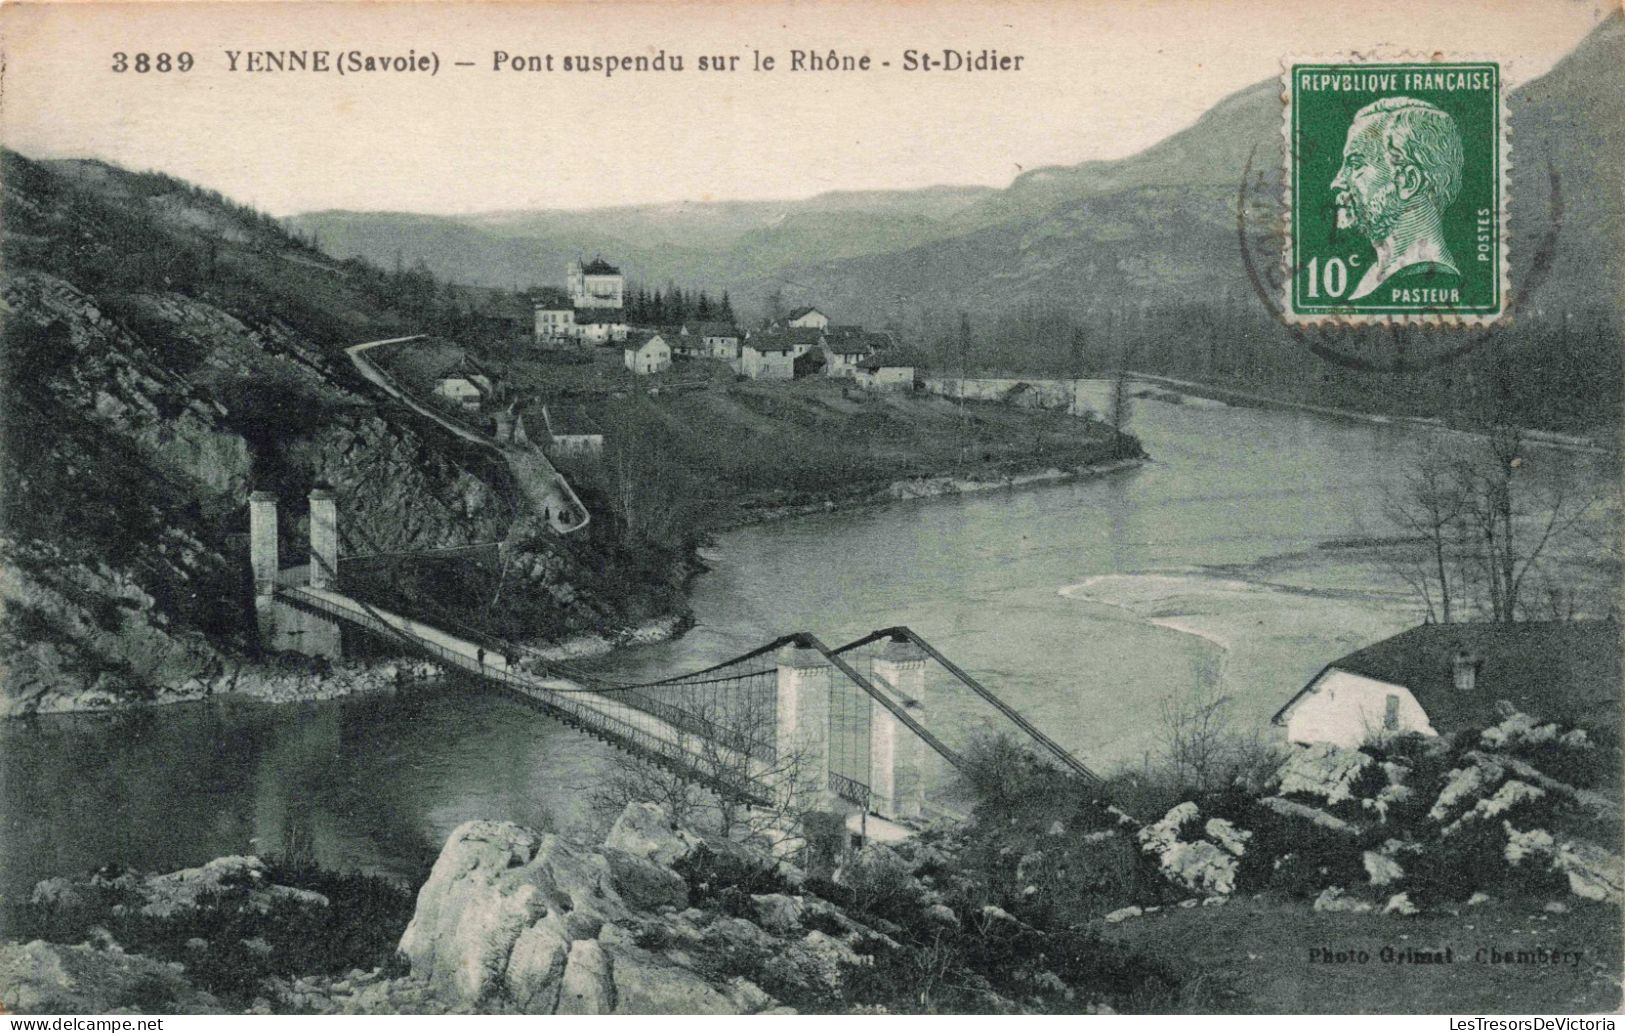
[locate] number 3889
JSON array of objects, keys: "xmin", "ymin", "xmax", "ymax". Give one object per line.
[{"xmin": 112, "ymin": 52, "xmax": 194, "ymax": 73}]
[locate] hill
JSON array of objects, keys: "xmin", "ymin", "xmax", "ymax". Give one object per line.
[
  {"xmin": 283, "ymin": 15, "xmax": 1625, "ymax": 436},
  {"xmin": 769, "ymin": 13, "xmax": 1624, "ymax": 325},
  {"xmin": 287, "ymin": 184, "xmax": 995, "ymax": 300},
  {"xmin": 0, "ymin": 152, "xmax": 690, "ymax": 715}
]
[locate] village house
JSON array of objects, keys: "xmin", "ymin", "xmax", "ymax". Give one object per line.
[
  {"xmin": 1271, "ymin": 620, "xmax": 1622, "ymax": 748},
  {"xmin": 574, "ymin": 310, "xmax": 630, "ymax": 345},
  {"xmin": 771, "ymin": 327, "xmax": 824, "ymax": 358},
  {"xmin": 855, "ymin": 356, "xmax": 916, "ymax": 392},
  {"xmin": 531, "ymin": 287, "xmax": 576, "ymax": 344},
  {"xmin": 568, "ymin": 257, "xmax": 625, "ymax": 309},
  {"xmin": 541, "ymin": 404, "xmax": 605, "ymax": 456},
  {"xmin": 433, "ymin": 356, "xmax": 495, "ymax": 410},
  {"xmin": 667, "ymin": 327, "xmax": 704, "ymax": 359},
  {"xmin": 679, "ymin": 321, "xmax": 742, "ymax": 362},
  {"xmin": 492, "ymin": 405, "xmax": 531, "ymax": 446},
  {"xmin": 784, "ymin": 305, "xmax": 829, "ymax": 330},
  {"xmin": 624, "ymin": 332, "xmax": 672, "ymax": 375},
  {"xmin": 740, "ymin": 334, "xmax": 797, "ymax": 380},
  {"xmin": 823, "ymin": 332, "xmax": 885, "ymax": 378}
]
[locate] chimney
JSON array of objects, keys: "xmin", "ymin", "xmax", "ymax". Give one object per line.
[{"xmin": 1452, "ymin": 648, "xmax": 1480, "ymax": 692}]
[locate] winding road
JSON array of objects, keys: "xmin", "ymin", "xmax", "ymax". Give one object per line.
[{"xmin": 346, "ymin": 335, "xmax": 590, "ymax": 534}]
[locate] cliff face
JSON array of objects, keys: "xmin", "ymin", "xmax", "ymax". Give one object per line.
[{"xmin": 0, "ymin": 151, "xmax": 683, "ymax": 714}]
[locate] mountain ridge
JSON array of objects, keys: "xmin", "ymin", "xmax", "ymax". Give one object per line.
[{"xmin": 282, "ymin": 12, "xmax": 1621, "ymax": 332}]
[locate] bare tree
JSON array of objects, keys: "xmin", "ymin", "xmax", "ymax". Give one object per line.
[
  {"xmin": 592, "ymin": 680, "xmax": 822, "ymax": 856},
  {"xmin": 593, "ymin": 399, "xmax": 707, "ymax": 550},
  {"xmin": 1383, "ymin": 427, "xmax": 1601, "ymax": 623},
  {"xmin": 1154, "ymin": 682, "xmax": 1280, "ymax": 795},
  {"xmin": 1106, "ymin": 370, "xmax": 1134, "ymax": 457},
  {"xmin": 1379, "ymin": 445, "xmax": 1467, "ymax": 624},
  {"xmin": 1454, "ymin": 425, "xmax": 1597, "ymax": 622}
]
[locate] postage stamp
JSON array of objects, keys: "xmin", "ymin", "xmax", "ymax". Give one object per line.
[{"xmin": 1283, "ymin": 59, "xmax": 1508, "ymax": 324}]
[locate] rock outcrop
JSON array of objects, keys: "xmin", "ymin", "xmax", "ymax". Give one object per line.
[
  {"xmin": 0, "ymin": 940, "xmax": 224, "ymax": 1014},
  {"xmin": 30, "ymin": 855, "xmax": 331, "ymax": 921},
  {"xmin": 394, "ymin": 806, "xmax": 928, "ymax": 1014},
  {"xmin": 396, "ymin": 814, "xmax": 776, "ymax": 1012},
  {"xmin": 1136, "ymin": 802, "xmax": 1250, "ymax": 897}
]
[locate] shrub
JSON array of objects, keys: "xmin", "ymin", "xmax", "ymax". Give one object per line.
[
  {"xmin": 15, "ymin": 859, "xmax": 416, "ymax": 1007},
  {"xmin": 672, "ymin": 844, "xmax": 795, "ymax": 910},
  {"xmin": 1236, "ymin": 799, "xmax": 1366, "ymax": 898}
]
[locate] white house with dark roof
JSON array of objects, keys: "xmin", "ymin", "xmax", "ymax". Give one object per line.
[
  {"xmin": 574, "ymin": 309, "xmax": 629, "ymax": 344},
  {"xmin": 433, "ymin": 356, "xmax": 494, "ymax": 410},
  {"xmin": 784, "ymin": 306, "xmax": 829, "ymax": 330},
  {"xmin": 624, "ymin": 332, "xmax": 672, "ymax": 375},
  {"xmin": 681, "ymin": 321, "xmax": 742, "ymax": 362},
  {"xmin": 823, "ymin": 332, "xmax": 886, "ymax": 378},
  {"xmin": 1272, "ymin": 621, "xmax": 1622, "ymax": 748}
]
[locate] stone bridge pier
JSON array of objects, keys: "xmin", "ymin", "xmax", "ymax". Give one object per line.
[
  {"xmin": 770, "ymin": 637, "xmax": 929, "ymax": 842},
  {"xmin": 868, "ymin": 636, "xmax": 927, "ymax": 822},
  {"xmin": 249, "ymin": 488, "xmax": 341, "ymax": 659}
]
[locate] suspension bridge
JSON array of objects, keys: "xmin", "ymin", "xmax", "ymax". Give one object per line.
[{"xmin": 250, "ymin": 488, "xmax": 1099, "ymax": 843}]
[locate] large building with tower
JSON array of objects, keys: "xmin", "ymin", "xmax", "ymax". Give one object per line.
[{"xmin": 567, "ymin": 257, "xmax": 625, "ymax": 310}]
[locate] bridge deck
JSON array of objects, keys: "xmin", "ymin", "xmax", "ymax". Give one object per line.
[{"xmin": 275, "ymin": 584, "xmax": 771, "ymax": 803}]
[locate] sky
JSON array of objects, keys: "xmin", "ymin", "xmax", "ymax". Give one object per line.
[{"xmin": 0, "ymin": 0, "xmax": 1613, "ymax": 215}]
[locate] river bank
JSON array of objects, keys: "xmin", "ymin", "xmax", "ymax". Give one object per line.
[
  {"xmin": 0, "ymin": 655, "xmax": 444, "ymax": 720},
  {"xmin": 716, "ymin": 456, "xmax": 1145, "ymax": 529},
  {"xmin": 1124, "ymin": 372, "xmax": 1614, "ymax": 455},
  {"xmin": 0, "ymin": 612, "xmax": 700, "ymax": 719}
]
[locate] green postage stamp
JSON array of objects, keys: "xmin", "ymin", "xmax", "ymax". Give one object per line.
[{"xmin": 1283, "ymin": 59, "xmax": 1508, "ymax": 324}]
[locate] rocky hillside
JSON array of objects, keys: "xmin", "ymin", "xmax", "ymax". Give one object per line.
[{"xmin": 0, "ymin": 151, "xmax": 687, "ymax": 716}]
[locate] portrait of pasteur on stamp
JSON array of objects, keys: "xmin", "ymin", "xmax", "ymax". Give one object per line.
[{"xmin": 1284, "ymin": 59, "xmax": 1509, "ymax": 324}]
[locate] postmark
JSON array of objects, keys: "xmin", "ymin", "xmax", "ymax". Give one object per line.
[{"xmin": 1282, "ymin": 58, "xmax": 1509, "ymax": 325}]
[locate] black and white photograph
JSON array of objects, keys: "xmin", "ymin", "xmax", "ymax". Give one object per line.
[{"xmin": 0, "ymin": 0, "xmax": 1620, "ymax": 1018}]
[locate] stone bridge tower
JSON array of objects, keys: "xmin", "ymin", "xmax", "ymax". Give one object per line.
[{"xmin": 248, "ymin": 488, "xmax": 341, "ymax": 659}]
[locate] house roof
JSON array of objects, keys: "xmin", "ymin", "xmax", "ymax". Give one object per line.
[
  {"xmin": 532, "ymin": 287, "xmax": 573, "ymax": 310},
  {"xmin": 624, "ymin": 331, "xmax": 667, "ymax": 351},
  {"xmin": 785, "ymin": 306, "xmax": 825, "ymax": 321},
  {"xmin": 435, "ymin": 352, "xmax": 490, "ymax": 380},
  {"xmin": 579, "ymin": 258, "xmax": 620, "ymax": 275},
  {"xmin": 749, "ymin": 327, "xmax": 823, "ymax": 354},
  {"xmin": 828, "ymin": 334, "xmax": 884, "ymax": 357},
  {"xmin": 574, "ymin": 309, "xmax": 627, "ymax": 325},
  {"xmin": 1272, "ymin": 621, "xmax": 1622, "ymax": 733}
]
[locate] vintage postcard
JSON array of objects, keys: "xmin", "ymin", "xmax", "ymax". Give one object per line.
[{"xmin": 0, "ymin": 0, "xmax": 1620, "ymax": 1020}]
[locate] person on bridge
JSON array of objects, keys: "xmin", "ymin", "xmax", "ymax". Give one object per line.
[{"xmin": 476, "ymin": 647, "xmax": 486, "ymax": 668}]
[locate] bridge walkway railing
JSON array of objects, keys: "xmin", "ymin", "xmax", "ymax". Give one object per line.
[{"xmin": 275, "ymin": 584, "xmax": 771, "ymax": 804}]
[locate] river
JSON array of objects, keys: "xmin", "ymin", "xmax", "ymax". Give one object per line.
[{"xmin": 1, "ymin": 395, "xmax": 1612, "ymax": 922}]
